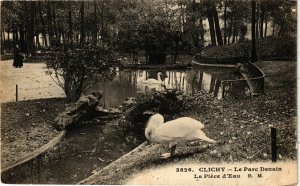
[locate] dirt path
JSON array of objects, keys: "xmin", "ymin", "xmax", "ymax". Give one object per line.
[{"xmin": 0, "ymin": 60, "xmax": 65, "ymax": 103}]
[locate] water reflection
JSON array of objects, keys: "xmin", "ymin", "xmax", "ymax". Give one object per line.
[{"xmin": 87, "ymin": 67, "xmax": 240, "ymax": 108}]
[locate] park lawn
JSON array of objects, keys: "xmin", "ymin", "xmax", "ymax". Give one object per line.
[{"xmin": 1, "ymin": 98, "xmax": 67, "ymax": 166}]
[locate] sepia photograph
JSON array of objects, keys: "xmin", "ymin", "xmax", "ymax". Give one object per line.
[{"xmin": 0, "ymin": 0, "xmax": 297, "ymax": 185}]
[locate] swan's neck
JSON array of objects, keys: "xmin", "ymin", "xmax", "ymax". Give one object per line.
[{"xmin": 145, "ymin": 114, "xmax": 164, "ymax": 142}]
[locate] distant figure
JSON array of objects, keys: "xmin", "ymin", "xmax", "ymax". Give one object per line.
[{"xmin": 13, "ymin": 45, "xmax": 24, "ymax": 68}]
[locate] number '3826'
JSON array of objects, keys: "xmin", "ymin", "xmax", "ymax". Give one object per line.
[{"xmin": 176, "ymin": 168, "xmax": 193, "ymax": 172}]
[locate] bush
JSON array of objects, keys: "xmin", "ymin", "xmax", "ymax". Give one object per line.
[
  {"xmin": 45, "ymin": 43, "xmax": 119, "ymax": 102},
  {"xmin": 118, "ymin": 89, "xmax": 195, "ymax": 139}
]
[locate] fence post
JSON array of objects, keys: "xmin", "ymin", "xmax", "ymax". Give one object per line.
[
  {"xmin": 16, "ymin": 84, "xmax": 18, "ymax": 102},
  {"xmin": 271, "ymin": 127, "xmax": 277, "ymax": 162},
  {"xmin": 222, "ymin": 82, "xmax": 225, "ymax": 99}
]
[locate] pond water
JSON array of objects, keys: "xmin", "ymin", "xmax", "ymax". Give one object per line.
[
  {"xmin": 87, "ymin": 66, "xmax": 241, "ymax": 108},
  {"xmin": 2, "ymin": 122, "xmax": 141, "ymax": 184}
]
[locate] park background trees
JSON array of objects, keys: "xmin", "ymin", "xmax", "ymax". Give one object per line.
[{"xmin": 1, "ymin": 0, "xmax": 296, "ymax": 61}]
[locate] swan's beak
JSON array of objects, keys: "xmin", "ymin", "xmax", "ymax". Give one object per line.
[{"xmin": 146, "ymin": 140, "xmax": 151, "ymax": 145}]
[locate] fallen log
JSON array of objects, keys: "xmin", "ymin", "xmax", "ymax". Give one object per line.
[{"xmin": 54, "ymin": 92, "xmax": 103, "ymax": 130}]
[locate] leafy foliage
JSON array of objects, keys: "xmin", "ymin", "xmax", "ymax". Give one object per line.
[
  {"xmin": 46, "ymin": 43, "xmax": 119, "ymax": 102},
  {"xmin": 1, "ymin": 0, "xmax": 296, "ymax": 59},
  {"xmin": 118, "ymin": 89, "xmax": 195, "ymax": 139}
]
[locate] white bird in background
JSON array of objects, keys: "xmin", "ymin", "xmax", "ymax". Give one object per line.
[
  {"xmin": 142, "ymin": 72, "xmax": 164, "ymax": 84},
  {"xmin": 145, "ymin": 113, "xmax": 216, "ymax": 159}
]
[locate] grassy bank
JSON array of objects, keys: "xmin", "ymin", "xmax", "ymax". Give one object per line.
[
  {"xmin": 201, "ymin": 36, "xmax": 296, "ymax": 60},
  {"xmin": 1, "ymin": 98, "xmax": 66, "ymax": 166}
]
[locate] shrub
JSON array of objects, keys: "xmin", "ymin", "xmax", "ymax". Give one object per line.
[
  {"xmin": 45, "ymin": 43, "xmax": 119, "ymax": 102},
  {"xmin": 119, "ymin": 89, "xmax": 195, "ymax": 139}
]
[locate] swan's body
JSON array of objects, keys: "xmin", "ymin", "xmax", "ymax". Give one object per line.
[
  {"xmin": 142, "ymin": 72, "xmax": 163, "ymax": 84},
  {"xmin": 145, "ymin": 114, "xmax": 216, "ymax": 158}
]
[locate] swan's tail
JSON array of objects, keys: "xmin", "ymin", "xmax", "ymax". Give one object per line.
[
  {"xmin": 197, "ymin": 130, "xmax": 217, "ymax": 143},
  {"xmin": 202, "ymin": 136, "xmax": 217, "ymax": 143}
]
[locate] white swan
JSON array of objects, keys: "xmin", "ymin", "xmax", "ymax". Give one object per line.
[
  {"xmin": 142, "ymin": 72, "xmax": 164, "ymax": 84},
  {"xmin": 145, "ymin": 113, "xmax": 216, "ymax": 159}
]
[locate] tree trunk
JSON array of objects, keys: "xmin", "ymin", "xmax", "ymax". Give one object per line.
[
  {"xmin": 101, "ymin": 0, "xmax": 104, "ymax": 42},
  {"xmin": 199, "ymin": 13, "xmax": 204, "ymax": 43},
  {"xmin": 232, "ymin": 27, "xmax": 236, "ymax": 43},
  {"xmin": 227, "ymin": 21, "xmax": 232, "ymax": 44},
  {"xmin": 278, "ymin": 25, "xmax": 283, "ymax": 36},
  {"xmin": 1, "ymin": 29, "xmax": 5, "ymax": 54},
  {"xmin": 173, "ymin": 40, "xmax": 179, "ymax": 64},
  {"xmin": 34, "ymin": 6, "xmax": 41, "ymax": 50},
  {"xmin": 1, "ymin": 29, "xmax": 4, "ymax": 54},
  {"xmin": 68, "ymin": 4, "xmax": 73, "ymax": 41},
  {"xmin": 7, "ymin": 29, "xmax": 10, "ymax": 50},
  {"xmin": 207, "ymin": 8, "xmax": 216, "ymax": 46},
  {"xmin": 38, "ymin": 2, "xmax": 48, "ymax": 47},
  {"xmin": 260, "ymin": 5, "xmax": 265, "ymax": 38},
  {"xmin": 47, "ymin": 2, "xmax": 53, "ymax": 45},
  {"xmin": 12, "ymin": 29, "xmax": 16, "ymax": 49},
  {"xmin": 264, "ymin": 18, "xmax": 268, "ymax": 37},
  {"xmin": 145, "ymin": 48, "xmax": 148, "ymax": 64},
  {"xmin": 255, "ymin": 4, "xmax": 259, "ymax": 39},
  {"xmin": 223, "ymin": 3, "xmax": 227, "ymax": 44},
  {"xmin": 94, "ymin": 0, "xmax": 98, "ymax": 44},
  {"xmin": 27, "ymin": 2, "xmax": 36, "ymax": 56},
  {"xmin": 36, "ymin": 34, "xmax": 41, "ymax": 49},
  {"xmin": 251, "ymin": 0, "xmax": 258, "ymax": 63},
  {"xmin": 272, "ymin": 19, "xmax": 275, "ymax": 36},
  {"xmin": 52, "ymin": 10, "xmax": 58, "ymax": 39},
  {"xmin": 15, "ymin": 28, "xmax": 19, "ymax": 44},
  {"xmin": 212, "ymin": 6, "xmax": 223, "ymax": 46},
  {"xmin": 180, "ymin": 3, "xmax": 185, "ymax": 33},
  {"xmin": 232, "ymin": 17, "xmax": 236, "ymax": 43},
  {"xmin": 80, "ymin": 2, "xmax": 85, "ymax": 44}
]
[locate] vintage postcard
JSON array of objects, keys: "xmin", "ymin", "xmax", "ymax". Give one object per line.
[{"xmin": 0, "ymin": 0, "xmax": 297, "ymax": 185}]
